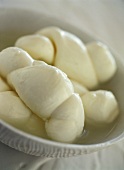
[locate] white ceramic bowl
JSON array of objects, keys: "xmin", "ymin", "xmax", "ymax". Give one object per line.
[{"xmin": 0, "ymin": 7, "xmax": 124, "ymax": 161}]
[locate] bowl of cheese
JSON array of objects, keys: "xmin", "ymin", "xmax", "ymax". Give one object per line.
[{"xmin": 0, "ymin": 7, "xmax": 123, "ymax": 159}]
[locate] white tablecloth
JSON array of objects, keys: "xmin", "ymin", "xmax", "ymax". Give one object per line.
[{"xmin": 0, "ymin": 0, "xmax": 124, "ymax": 169}]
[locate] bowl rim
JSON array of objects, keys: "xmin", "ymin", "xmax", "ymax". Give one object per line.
[{"xmin": 0, "ymin": 120, "xmax": 124, "ymax": 151}]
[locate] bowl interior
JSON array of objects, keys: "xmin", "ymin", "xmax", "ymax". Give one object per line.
[{"xmin": 0, "ymin": 7, "xmax": 124, "ymax": 146}]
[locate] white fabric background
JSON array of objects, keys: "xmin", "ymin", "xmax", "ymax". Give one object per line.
[{"xmin": 0, "ymin": 0, "xmax": 124, "ymax": 169}]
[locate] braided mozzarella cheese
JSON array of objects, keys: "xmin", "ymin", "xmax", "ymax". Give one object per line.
[{"xmin": 0, "ymin": 25, "xmax": 119, "ymax": 143}]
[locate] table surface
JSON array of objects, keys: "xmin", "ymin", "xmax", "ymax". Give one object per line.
[{"xmin": 0, "ymin": 0, "xmax": 124, "ymax": 170}]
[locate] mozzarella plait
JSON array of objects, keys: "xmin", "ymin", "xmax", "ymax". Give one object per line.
[
  {"xmin": 15, "ymin": 34, "xmax": 54, "ymax": 64},
  {"xmin": 0, "ymin": 25, "xmax": 119, "ymax": 143}
]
